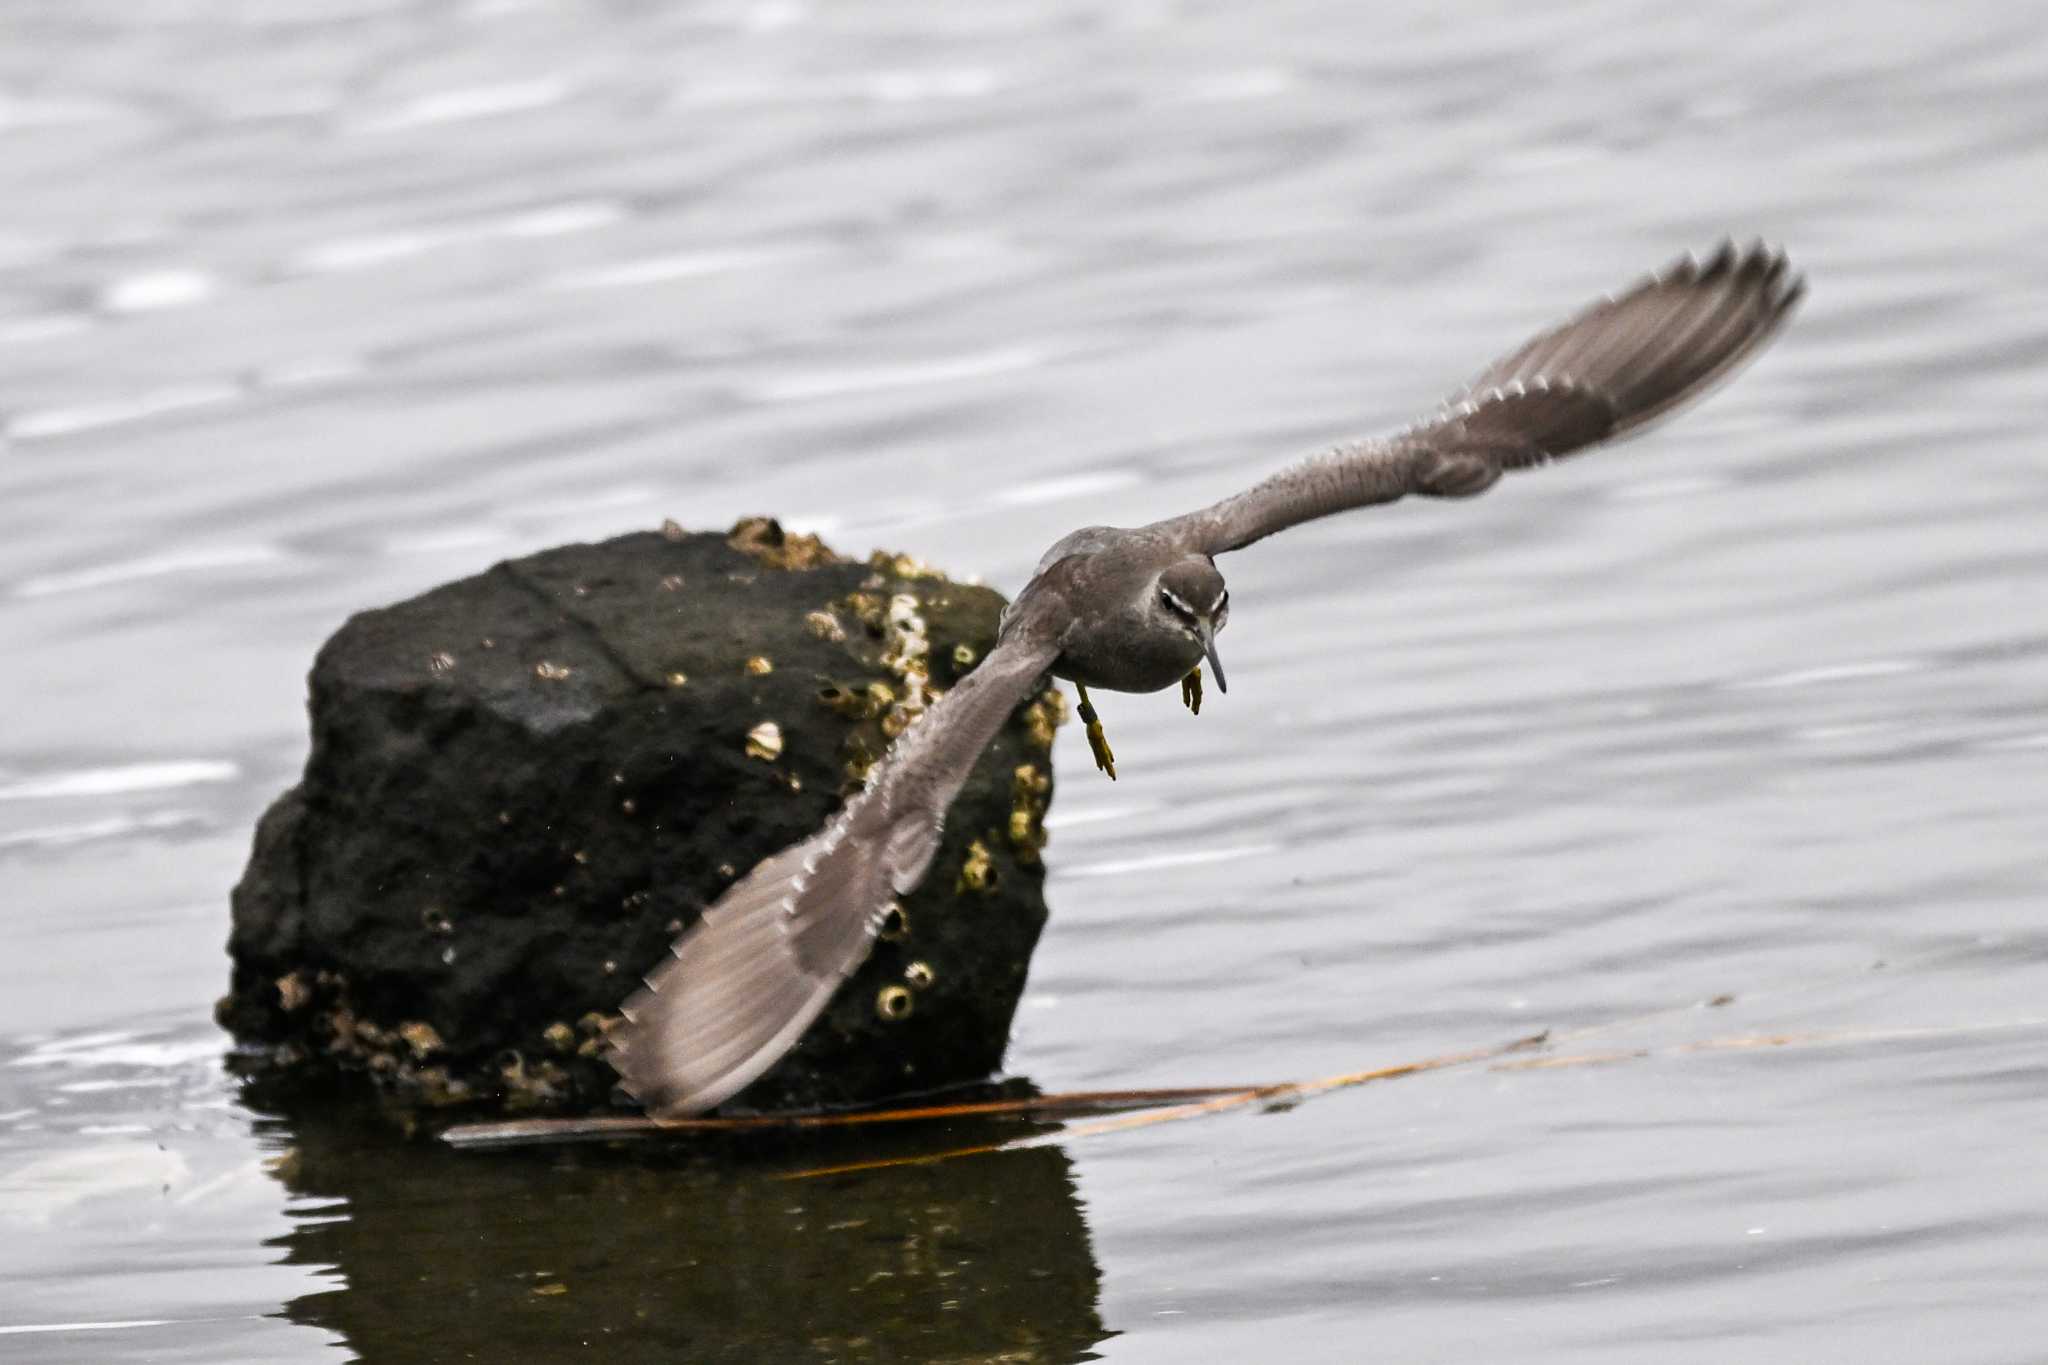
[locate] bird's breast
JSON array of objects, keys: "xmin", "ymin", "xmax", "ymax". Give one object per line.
[{"xmin": 1053, "ymin": 621, "xmax": 1204, "ymax": 695}]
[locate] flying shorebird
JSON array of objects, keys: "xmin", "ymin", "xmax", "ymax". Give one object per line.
[{"xmin": 611, "ymin": 240, "xmax": 1805, "ymax": 1116}]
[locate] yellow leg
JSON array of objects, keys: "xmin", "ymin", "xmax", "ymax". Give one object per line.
[
  {"xmin": 1075, "ymin": 684, "xmax": 1116, "ymax": 781},
  {"xmin": 1181, "ymin": 664, "xmax": 1202, "ymax": 716}
]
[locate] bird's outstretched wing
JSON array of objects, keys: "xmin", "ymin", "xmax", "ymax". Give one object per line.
[
  {"xmin": 1167, "ymin": 241, "xmax": 1804, "ymax": 555},
  {"xmin": 610, "ymin": 588, "xmax": 1071, "ymax": 1117}
]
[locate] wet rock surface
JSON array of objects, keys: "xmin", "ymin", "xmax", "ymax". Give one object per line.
[{"xmin": 221, "ymin": 519, "xmax": 1063, "ymax": 1118}]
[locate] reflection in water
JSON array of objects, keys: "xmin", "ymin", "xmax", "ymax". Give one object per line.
[{"xmin": 259, "ymin": 1090, "xmax": 1110, "ymax": 1363}]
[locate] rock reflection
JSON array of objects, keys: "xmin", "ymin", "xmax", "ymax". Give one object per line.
[{"xmin": 258, "ymin": 1091, "xmax": 1110, "ymax": 1363}]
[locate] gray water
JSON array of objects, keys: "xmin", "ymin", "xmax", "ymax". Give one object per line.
[{"xmin": 3, "ymin": 1, "xmax": 2045, "ymax": 1360}]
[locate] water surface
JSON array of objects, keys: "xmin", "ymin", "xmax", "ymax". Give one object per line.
[{"xmin": 4, "ymin": 1, "xmax": 2046, "ymax": 1360}]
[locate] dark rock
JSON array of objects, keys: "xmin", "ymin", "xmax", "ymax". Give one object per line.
[{"xmin": 222, "ymin": 519, "xmax": 1064, "ymax": 1117}]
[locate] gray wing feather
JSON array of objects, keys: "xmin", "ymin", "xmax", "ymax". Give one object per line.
[
  {"xmin": 610, "ymin": 593, "xmax": 1069, "ymax": 1117},
  {"xmin": 1171, "ymin": 240, "xmax": 1804, "ymax": 554}
]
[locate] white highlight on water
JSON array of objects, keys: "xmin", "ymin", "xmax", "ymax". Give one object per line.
[
  {"xmin": 0, "ymin": 761, "xmax": 239, "ymax": 803},
  {"xmin": 745, "ymin": 346, "xmax": 1048, "ymax": 403},
  {"xmin": 1042, "ymin": 800, "xmax": 1164, "ymax": 831},
  {"xmin": 9, "ymin": 1030, "xmax": 225, "ymax": 1070},
  {"xmin": 1059, "ymin": 842, "xmax": 1281, "ymax": 879},
  {"xmin": 994, "ymin": 470, "xmax": 1142, "ymax": 508},
  {"xmin": 290, "ymin": 199, "xmax": 625, "ymax": 275},
  {"xmin": 1731, "ymin": 658, "xmax": 1927, "ymax": 691},
  {"xmin": 350, "ymin": 77, "xmax": 573, "ymax": 134},
  {"xmin": 99, "ymin": 270, "xmax": 217, "ymax": 314},
  {"xmin": 0, "ymin": 811, "xmax": 206, "ymax": 849},
  {"xmin": 13, "ymin": 545, "xmax": 290, "ymax": 598},
  {"xmin": 6, "ymin": 382, "xmax": 244, "ymax": 441},
  {"xmin": 545, "ymin": 245, "xmax": 797, "ymax": 291}
]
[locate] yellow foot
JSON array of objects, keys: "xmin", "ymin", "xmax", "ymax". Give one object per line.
[
  {"xmin": 1181, "ymin": 665, "xmax": 1202, "ymax": 716},
  {"xmin": 1075, "ymin": 684, "xmax": 1116, "ymax": 781}
]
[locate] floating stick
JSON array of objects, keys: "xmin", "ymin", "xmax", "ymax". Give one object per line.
[
  {"xmin": 783, "ymin": 1014, "xmax": 2048, "ymax": 1179},
  {"xmin": 440, "ymin": 1086, "xmax": 1258, "ymax": 1150}
]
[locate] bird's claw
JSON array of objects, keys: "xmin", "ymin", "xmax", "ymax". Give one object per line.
[
  {"xmin": 1181, "ymin": 665, "xmax": 1202, "ymax": 716},
  {"xmin": 1075, "ymin": 685, "xmax": 1116, "ymax": 781}
]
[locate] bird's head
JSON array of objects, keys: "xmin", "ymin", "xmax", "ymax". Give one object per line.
[{"xmin": 1154, "ymin": 556, "xmax": 1230, "ymax": 692}]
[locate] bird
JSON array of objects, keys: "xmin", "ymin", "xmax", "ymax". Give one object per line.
[{"xmin": 611, "ymin": 240, "xmax": 1805, "ymax": 1116}]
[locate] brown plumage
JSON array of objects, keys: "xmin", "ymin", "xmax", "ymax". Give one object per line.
[{"xmin": 612, "ymin": 241, "xmax": 1805, "ymax": 1116}]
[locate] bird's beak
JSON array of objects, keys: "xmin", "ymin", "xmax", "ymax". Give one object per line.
[{"xmin": 1198, "ymin": 619, "xmax": 1227, "ymax": 693}]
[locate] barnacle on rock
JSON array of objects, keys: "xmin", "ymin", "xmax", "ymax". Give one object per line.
[
  {"xmin": 728, "ymin": 516, "xmax": 846, "ymax": 571},
  {"xmin": 817, "ymin": 682, "xmax": 885, "ymax": 720},
  {"xmin": 275, "ymin": 971, "xmax": 312, "ymax": 1012},
  {"xmin": 867, "ymin": 548, "xmax": 948, "ymax": 582},
  {"xmin": 746, "ymin": 721, "xmax": 784, "ymax": 761},
  {"xmin": 497, "ymin": 1050, "xmax": 571, "ymax": 1109},
  {"xmin": 876, "ymin": 985, "xmax": 914, "ymax": 1021},
  {"xmin": 397, "ymin": 1021, "xmax": 444, "ymax": 1060},
  {"xmin": 881, "ymin": 595, "xmax": 929, "ymax": 672},
  {"xmin": 873, "ymin": 595, "xmax": 934, "ymax": 729},
  {"xmin": 877, "ymin": 902, "xmax": 910, "ymax": 941},
  {"xmin": 840, "ymin": 590, "xmax": 887, "ymax": 635},
  {"xmin": 842, "ymin": 735, "xmax": 878, "ymax": 787},
  {"xmin": 957, "ymin": 838, "xmax": 996, "ymax": 895},
  {"xmin": 804, "ymin": 609, "xmax": 847, "ymax": 642},
  {"xmin": 1006, "ymin": 762, "xmax": 1052, "ymax": 860},
  {"xmin": 1042, "ymin": 687, "xmax": 1069, "ymax": 726},
  {"xmin": 410, "ymin": 1065, "xmax": 473, "ymax": 1107},
  {"xmin": 1020, "ymin": 686, "xmax": 1069, "ymax": 750}
]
